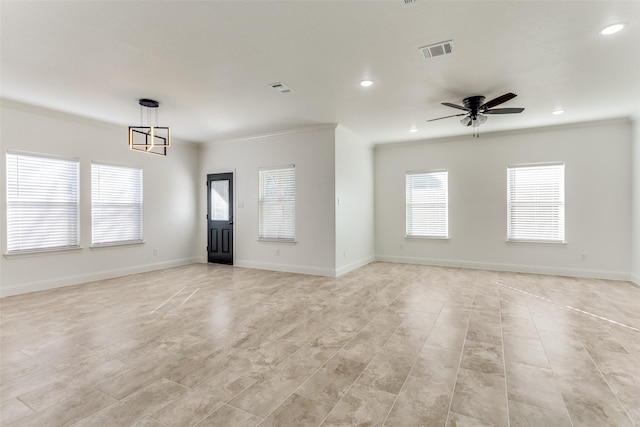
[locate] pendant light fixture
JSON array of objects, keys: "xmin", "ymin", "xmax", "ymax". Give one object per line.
[{"xmin": 128, "ymin": 99, "xmax": 170, "ymax": 156}]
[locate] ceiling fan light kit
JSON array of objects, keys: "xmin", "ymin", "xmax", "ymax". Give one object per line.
[{"xmin": 427, "ymin": 92, "xmax": 525, "ymax": 137}]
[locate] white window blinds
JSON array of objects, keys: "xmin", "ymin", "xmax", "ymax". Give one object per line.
[
  {"xmin": 406, "ymin": 170, "xmax": 448, "ymax": 238},
  {"xmin": 259, "ymin": 166, "xmax": 295, "ymax": 241},
  {"xmin": 507, "ymin": 163, "xmax": 565, "ymax": 242},
  {"xmin": 92, "ymin": 163, "xmax": 143, "ymax": 246},
  {"xmin": 6, "ymin": 152, "xmax": 80, "ymax": 253}
]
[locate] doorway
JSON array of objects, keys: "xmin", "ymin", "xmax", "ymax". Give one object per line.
[{"xmin": 207, "ymin": 172, "xmax": 233, "ymax": 265}]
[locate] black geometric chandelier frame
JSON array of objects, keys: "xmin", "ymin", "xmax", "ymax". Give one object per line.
[{"xmin": 128, "ymin": 99, "xmax": 170, "ymax": 156}]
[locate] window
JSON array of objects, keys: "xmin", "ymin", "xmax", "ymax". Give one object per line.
[
  {"xmin": 92, "ymin": 163, "xmax": 143, "ymax": 246},
  {"xmin": 259, "ymin": 165, "xmax": 295, "ymax": 241},
  {"xmin": 406, "ymin": 170, "xmax": 448, "ymax": 238},
  {"xmin": 6, "ymin": 152, "xmax": 80, "ymax": 253},
  {"xmin": 507, "ymin": 163, "xmax": 565, "ymax": 242}
]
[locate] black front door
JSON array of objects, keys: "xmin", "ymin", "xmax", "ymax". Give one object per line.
[{"xmin": 207, "ymin": 173, "xmax": 233, "ymax": 265}]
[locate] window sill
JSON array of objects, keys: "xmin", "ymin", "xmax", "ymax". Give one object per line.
[
  {"xmin": 91, "ymin": 240, "xmax": 145, "ymax": 249},
  {"xmin": 257, "ymin": 238, "xmax": 297, "ymax": 244},
  {"xmin": 506, "ymin": 239, "xmax": 566, "ymax": 245},
  {"xmin": 405, "ymin": 235, "xmax": 450, "ymax": 240},
  {"xmin": 5, "ymin": 246, "xmax": 82, "ymax": 259}
]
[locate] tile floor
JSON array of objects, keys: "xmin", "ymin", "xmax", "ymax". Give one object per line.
[{"xmin": 1, "ymin": 262, "xmax": 639, "ymax": 426}]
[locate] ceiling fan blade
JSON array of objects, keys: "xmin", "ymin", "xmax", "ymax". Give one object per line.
[
  {"xmin": 484, "ymin": 107, "xmax": 525, "ymax": 114},
  {"xmin": 441, "ymin": 102, "xmax": 470, "ymax": 112},
  {"xmin": 427, "ymin": 113, "xmax": 467, "ymax": 122},
  {"xmin": 481, "ymin": 92, "xmax": 517, "ymax": 110}
]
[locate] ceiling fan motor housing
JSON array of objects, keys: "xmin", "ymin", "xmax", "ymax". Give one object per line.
[{"xmin": 463, "ymin": 96, "xmax": 485, "ymax": 118}]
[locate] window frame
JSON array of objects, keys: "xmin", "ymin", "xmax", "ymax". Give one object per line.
[
  {"xmin": 405, "ymin": 169, "xmax": 449, "ymax": 239},
  {"xmin": 506, "ymin": 162, "xmax": 565, "ymax": 244},
  {"xmin": 258, "ymin": 164, "xmax": 296, "ymax": 243},
  {"xmin": 91, "ymin": 161, "xmax": 144, "ymax": 248},
  {"xmin": 5, "ymin": 150, "xmax": 80, "ymax": 255}
]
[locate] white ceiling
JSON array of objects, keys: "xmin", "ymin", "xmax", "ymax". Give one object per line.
[{"xmin": 1, "ymin": 1, "xmax": 639, "ymax": 144}]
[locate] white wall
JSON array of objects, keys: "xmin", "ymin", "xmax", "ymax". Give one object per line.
[
  {"xmin": 375, "ymin": 119, "xmax": 633, "ymax": 280},
  {"xmin": 632, "ymin": 118, "xmax": 640, "ymax": 285},
  {"xmin": 0, "ymin": 100, "xmax": 201, "ymax": 297},
  {"xmin": 199, "ymin": 125, "xmax": 337, "ymax": 276},
  {"xmin": 335, "ymin": 125, "xmax": 375, "ymax": 275}
]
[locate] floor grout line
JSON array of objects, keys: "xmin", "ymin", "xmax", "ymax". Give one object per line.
[
  {"xmin": 497, "ymin": 279, "xmax": 513, "ymax": 427},
  {"xmin": 442, "ymin": 270, "xmax": 479, "ymax": 427}
]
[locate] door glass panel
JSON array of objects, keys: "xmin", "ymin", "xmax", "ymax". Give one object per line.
[{"xmin": 210, "ymin": 180, "xmax": 229, "ymax": 221}]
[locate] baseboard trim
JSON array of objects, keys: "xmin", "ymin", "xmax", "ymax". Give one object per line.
[
  {"xmin": 335, "ymin": 256, "xmax": 376, "ymax": 277},
  {"xmin": 375, "ymin": 255, "xmax": 631, "ymax": 281},
  {"xmin": 234, "ymin": 260, "xmax": 336, "ymax": 277},
  {"xmin": 0, "ymin": 257, "xmax": 201, "ymax": 298}
]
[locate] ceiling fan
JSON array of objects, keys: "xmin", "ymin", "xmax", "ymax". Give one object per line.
[{"xmin": 427, "ymin": 92, "xmax": 524, "ymax": 137}]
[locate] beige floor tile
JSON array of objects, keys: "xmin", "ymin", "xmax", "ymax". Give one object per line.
[
  {"xmin": 228, "ymin": 357, "xmax": 318, "ymax": 418},
  {"xmin": 322, "ymin": 384, "xmax": 395, "ymax": 427},
  {"xmin": 469, "ymin": 308, "xmax": 501, "ymax": 326},
  {"xmin": 195, "ymin": 404, "xmax": 262, "ymax": 426},
  {"xmin": 505, "ymin": 361, "xmax": 566, "ymax": 412},
  {"xmin": 425, "ymin": 325, "xmax": 467, "ymax": 351},
  {"xmin": 0, "ymin": 364, "xmax": 64, "ymax": 402},
  {"xmin": 93, "ymin": 352, "xmax": 192, "ymax": 399},
  {"xmin": 73, "ymin": 379, "xmax": 188, "ymax": 426},
  {"xmin": 297, "ymin": 354, "xmax": 366, "ymax": 406},
  {"xmin": 537, "ymin": 329, "xmax": 590, "ymax": 360},
  {"xmin": 163, "ymin": 347, "xmax": 240, "ymax": 388},
  {"xmin": 132, "ymin": 417, "xmax": 166, "ymax": 427},
  {"xmin": 398, "ymin": 311, "xmax": 438, "ymax": 332},
  {"xmin": 435, "ymin": 308, "xmax": 472, "ymax": 329},
  {"xmin": 410, "ymin": 345, "xmax": 461, "ymax": 386},
  {"xmin": 547, "ymin": 355, "xmax": 621, "ymax": 405},
  {"xmin": 460, "ymin": 340, "xmax": 504, "ymax": 375},
  {"xmin": 508, "ymin": 400, "xmax": 572, "ymax": 427},
  {"xmin": 503, "ymin": 334, "xmax": 549, "ymax": 368},
  {"xmin": 500, "ymin": 316, "xmax": 540, "ymax": 340},
  {"xmin": 9, "ymin": 388, "xmax": 116, "ymax": 427},
  {"xmin": 562, "ymin": 390, "xmax": 635, "ymax": 427},
  {"xmin": 259, "ymin": 393, "xmax": 332, "ymax": 427},
  {"xmin": 151, "ymin": 370, "xmax": 255, "ymax": 426},
  {"xmin": 465, "ymin": 321, "xmax": 502, "ymax": 346},
  {"xmin": 0, "ymin": 398, "xmax": 35, "ymax": 425},
  {"xmin": 340, "ymin": 328, "xmax": 394, "ymax": 365},
  {"xmin": 356, "ymin": 349, "xmax": 416, "ymax": 394},
  {"xmin": 447, "ymin": 411, "xmax": 499, "ymax": 426},
  {"xmin": 18, "ymin": 358, "xmax": 129, "ymax": 412},
  {"xmin": 382, "ymin": 325, "xmax": 429, "ymax": 355},
  {"xmin": 450, "ymin": 368, "xmax": 508, "ymax": 427},
  {"xmin": 384, "ymin": 374, "xmax": 452, "ymax": 426}
]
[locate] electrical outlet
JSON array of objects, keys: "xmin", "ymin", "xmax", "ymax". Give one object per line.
[
  {"xmin": 581, "ymin": 254, "xmax": 587, "ymax": 261},
  {"xmin": 275, "ymin": 249, "xmax": 280, "ymax": 256},
  {"xmin": 153, "ymin": 248, "xmax": 159, "ymax": 256}
]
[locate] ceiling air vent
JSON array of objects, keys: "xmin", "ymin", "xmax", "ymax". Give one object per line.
[
  {"xmin": 403, "ymin": 0, "xmax": 416, "ymax": 3},
  {"xmin": 269, "ymin": 82, "xmax": 293, "ymax": 93},
  {"xmin": 419, "ymin": 40, "xmax": 453, "ymax": 59}
]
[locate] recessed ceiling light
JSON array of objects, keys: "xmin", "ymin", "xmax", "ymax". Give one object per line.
[
  {"xmin": 600, "ymin": 23, "xmax": 625, "ymax": 35},
  {"xmin": 552, "ymin": 109, "xmax": 564, "ymax": 115},
  {"xmin": 360, "ymin": 80, "xmax": 373, "ymax": 87},
  {"xmin": 409, "ymin": 128, "xmax": 418, "ymax": 133}
]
